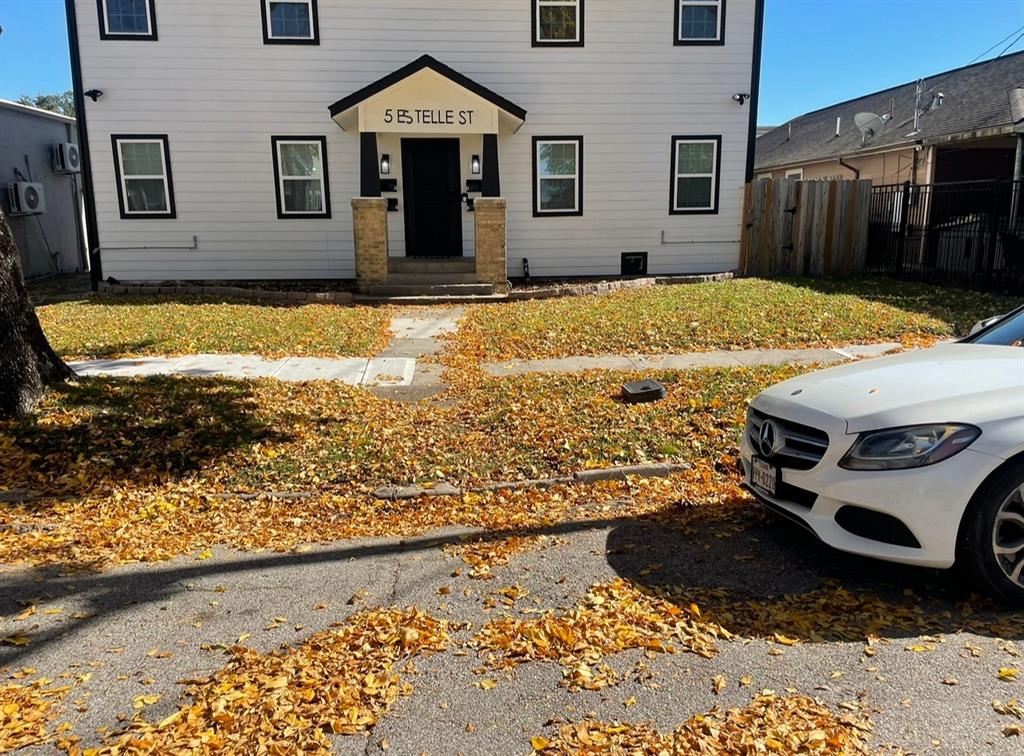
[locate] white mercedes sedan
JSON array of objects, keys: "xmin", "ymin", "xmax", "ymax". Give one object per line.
[{"xmin": 740, "ymin": 306, "xmax": 1024, "ymax": 602}]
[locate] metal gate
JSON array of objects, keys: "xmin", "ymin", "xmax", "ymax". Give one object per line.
[{"xmin": 868, "ymin": 179, "xmax": 1024, "ymax": 294}]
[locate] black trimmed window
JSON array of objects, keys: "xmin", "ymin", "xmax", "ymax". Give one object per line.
[
  {"xmin": 271, "ymin": 136, "xmax": 331, "ymax": 219},
  {"xmin": 675, "ymin": 0, "xmax": 725, "ymax": 45},
  {"xmin": 112, "ymin": 135, "xmax": 175, "ymax": 219},
  {"xmin": 98, "ymin": 0, "xmax": 157, "ymax": 40},
  {"xmin": 262, "ymin": 0, "xmax": 320, "ymax": 44},
  {"xmin": 533, "ymin": 136, "xmax": 583, "ymax": 217},
  {"xmin": 670, "ymin": 136, "xmax": 721, "ymax": 215},
  {"xmin": 532, "ymin": 0, "xmax": 583, "ymax": 47}
]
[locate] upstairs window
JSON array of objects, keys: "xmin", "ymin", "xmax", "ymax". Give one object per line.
[
  {"xmin": 272, "ymin": 137, "xmax": 331, "ymax": 218},
  {"xmin": 262, "ymin": 0, "xmax": 320, "ymax": 44},
  {"xmin": 670, "ymin": 136, "xmax": 720, "ymax": 214},
  {"xmin": 675, "ymin": 0, "xmax": 724, "ymax": 45},
  {"xmin": 112, "ymin": 135, "xmax": 175, "ymax": 218},
  {"xmin": 98, "ymin": 0, "xmax": 157, "ymax": 40},
  {"xmin": 533, "ymin": 0, "xmax": 583, "ymax": 47},
  {"xmin": 534, "ymin": 136, "xmax": 583, "ymax": 217}
]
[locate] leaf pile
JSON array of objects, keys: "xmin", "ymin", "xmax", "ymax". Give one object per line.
[
  {"xmin": 533, "ymin": 693, "xmax": 873, "ymax": 754},
  {"xmin": 672, "ymin": 582, "xmax": 942, "ymax": 643},
  {"xmin": 448, "ymin": 277, "xmax": 1015, "ymax": 361},
  {"xmin": 472, "ymin": 579, "xmax": 725, "ymax": 689},
  {"xmin": 445, "ymin": 534, "xmax": 547, "ymax": 579},
  {"xmin": 77, "ymin": 607, "xmax": 448, "ymax": 754},
  {"xmin": 37, "ymin": 297, "xmax": 392, "ymax": 360},
  {"xmin": 4, "ymin": 366, "xmax": 780, "ymax": 502},
  {"xmin": 0, "ymin": 677, "xmax": 72, "ymax": 751}
]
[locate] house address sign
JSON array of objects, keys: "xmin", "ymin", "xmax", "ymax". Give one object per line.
[{"xmin": 383, "ymin": 108, "xmax": 478, "ymax": 127}]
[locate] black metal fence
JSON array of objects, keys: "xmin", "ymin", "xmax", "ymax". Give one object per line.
[{"xmin": 867, "ymin": 179, "xmax": 1024, "ymax": 295}]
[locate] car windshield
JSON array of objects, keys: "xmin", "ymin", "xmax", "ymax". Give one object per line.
[{"xmin": 968, "ymin": 308, "xmax": 1024, "ymax": 347}]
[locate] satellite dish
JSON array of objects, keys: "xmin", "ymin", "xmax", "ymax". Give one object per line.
[{"xmin": 854, "ymin": 112, "xmax": 888, "ymax": 146}]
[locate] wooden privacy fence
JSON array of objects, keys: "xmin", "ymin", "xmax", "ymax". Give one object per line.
[{"xmin": 740, "ymin": 178, "xmax": 873, "ymax": 276}]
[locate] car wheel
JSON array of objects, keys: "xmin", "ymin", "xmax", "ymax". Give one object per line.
[{"xmin": 959, "ymin": 463, "xmax": 1024, "ymax": 605}]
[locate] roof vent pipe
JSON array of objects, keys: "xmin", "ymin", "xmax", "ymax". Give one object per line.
[
  {"xmin": 787, "ymin": 123, "xmax": 792, "ymax": 141},
  {"xmin": 835, "ymin": 116, "xmax": 841, "ymax": 137}
]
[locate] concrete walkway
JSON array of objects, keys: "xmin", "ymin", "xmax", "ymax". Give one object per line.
[
  {"xmin": 70, "ymin": 355, "xmax": 418, "ymax": 387},
  {"xmin": 482, "ymin": 342, "xmax": 902, "ymax": 376}
]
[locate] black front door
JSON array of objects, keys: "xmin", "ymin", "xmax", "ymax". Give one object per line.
[{"xmin": 402, "ymin": 138, "xmax": 463, "ymax": 257}]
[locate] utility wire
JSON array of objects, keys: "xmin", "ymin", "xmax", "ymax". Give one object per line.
[
  {"xmin": 969, "ymin": 23, "xmax": 1024, "ymax": 63},
  {"xmin": 995, "ymin": 28, "xmax": 1024, "ymax": 59}
]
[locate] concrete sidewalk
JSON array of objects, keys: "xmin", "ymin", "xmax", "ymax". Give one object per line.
[
  {"xmin": 482, "ymin": 342, "xmax": 903, "ymax": 376},
  {"xmin": 70, "ymin": 355, "xmax": 417, "ymax": 387}
]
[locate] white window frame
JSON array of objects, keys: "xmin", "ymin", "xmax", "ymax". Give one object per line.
[
  {"xmin": 113, "ymin": 136, "xmax": 174, "ymax": 218},
  {"xmin": 534, "ymin": 137, "xmax": 582, "ymax": 216},
  {"xmin": 273, "ymin": 137, "xmax": 330, "ymax": 218},
  {"xmin": 534, "ymin": 0, "xmax": 582, "ymax": 45},
  {"xmin": 100, "ymin": 0, "xmax": 154, "ymax": 39},
  {"xmin": 264, "ymin": 0, "xmax": 316, "ymax": 42},
  {"xmin": 671, "ymin": 136, "xmax": 719, "ymax": 214},
  {"xmin": 676, "ymin": 0, "xmax": 724, "ymax": 44},
  {"xmin": 785, "ymin": 168, "xmax": 804, "ymax": 180}
]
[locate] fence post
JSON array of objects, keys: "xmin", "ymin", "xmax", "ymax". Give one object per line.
[
  {"xmin": 895, "ymin": 180, "xmax": 912, "ymax": 274},
  {"xmin": 984, "ymin": 184, "xmax": 1001, "ymax": 287}
]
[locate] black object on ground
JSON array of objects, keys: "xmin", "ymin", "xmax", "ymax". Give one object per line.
[{"xmin": 621, "ymin": 379, "xmax": 667, "ymax": 404}]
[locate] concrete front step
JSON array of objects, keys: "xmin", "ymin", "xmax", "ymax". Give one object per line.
[
  {"xmin": 388, "ymin": 257, "xmax": 475, "ymax": 274},
  {"xmin": 363, "ymin": 283, "xmax": 495, "ymax": 297},
  {"xmin": 386, "ymin": 272, "xmax": 479, "ymax": 285}
]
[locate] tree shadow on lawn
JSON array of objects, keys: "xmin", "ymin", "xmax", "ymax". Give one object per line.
[
  {"xmin": 608, "ymin": 507, "xmax": 1024, "ymax": 643},
  {"xmin": 0, "ymin": 375, "xmax": 289, "ymax": 499},
  {"xmin": 775, "ymin": 275, "xmax": 1019, "ymax": 336}
]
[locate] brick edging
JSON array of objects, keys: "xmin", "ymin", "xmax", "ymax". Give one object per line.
[
  {"xmin": 96, "ymin": 282, "xmax": 354, "ymax": 305},
  {"xmin": 508, "ymin": 271, "xmax": 733, "ymax": 301}
]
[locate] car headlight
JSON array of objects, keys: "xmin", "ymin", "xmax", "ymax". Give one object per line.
[{"xmin": 839, "ymin": 424, "xmax": 981, "ymax": 471}]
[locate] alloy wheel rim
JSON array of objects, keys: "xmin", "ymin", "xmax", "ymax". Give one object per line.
[{"xmin": 992, "ymin": 483, "xmax": 1024, "ymax": 588}]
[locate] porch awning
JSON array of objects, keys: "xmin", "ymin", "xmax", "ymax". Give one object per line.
[{"xmin": 329, "ymin": 55, "xmax": 527, "ymax": 135}]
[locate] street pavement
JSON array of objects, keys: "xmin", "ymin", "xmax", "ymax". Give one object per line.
[{"xmin": 4, "ymin": 505, "xmax": 1022, "ymax": 755}]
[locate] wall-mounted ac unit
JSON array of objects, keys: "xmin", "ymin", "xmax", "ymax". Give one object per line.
[
  {"xmin": 7, "ymin": 182, "xmax": 46, "ymax": 215},
  {"xmin": 53, "ymin": 142, "xmax": 82, "ymax": 174}
]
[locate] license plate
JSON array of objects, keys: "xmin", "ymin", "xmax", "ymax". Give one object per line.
[{"xmin": 751, "ymin": 457, "xmax": 777, "ymax": 496}]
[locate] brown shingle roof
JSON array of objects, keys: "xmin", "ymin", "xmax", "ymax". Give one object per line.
[{"xmin": 755, "ymin": 51, "xmax": 1024, "ymax": 171}]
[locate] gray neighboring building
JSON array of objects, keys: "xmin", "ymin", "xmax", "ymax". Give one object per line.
[{"xmin": 1, "ymin": 99, "xmax": 88, "ymax": 279}]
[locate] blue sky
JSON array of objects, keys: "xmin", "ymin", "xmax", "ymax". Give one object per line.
[{"xmin": 1, "ymin": 0, "xmax": 1023, "ymax": 124}]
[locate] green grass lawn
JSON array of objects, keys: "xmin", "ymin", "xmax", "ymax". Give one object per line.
[
  {"xmin": 450, "ymin": 277, "xmax": 1021, "ymax": 361},
  {"xmin": 36, "ymin": 297, "xmax": 393, "ymax": 359}
]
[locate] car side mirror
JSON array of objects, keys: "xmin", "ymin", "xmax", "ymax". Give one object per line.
[{"xmin": 969, "ymin": 314, "xmax": 1005, "ymax": 336}]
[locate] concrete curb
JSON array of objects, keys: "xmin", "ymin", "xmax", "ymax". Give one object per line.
[{"xmin": 369, "ymin": 462, "xmax": 693, "ymax": 500}]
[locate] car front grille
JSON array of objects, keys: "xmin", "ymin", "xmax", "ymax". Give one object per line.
[{"xmin": 746, "ymin": 408, "xmax": 830, "ymax": 470}]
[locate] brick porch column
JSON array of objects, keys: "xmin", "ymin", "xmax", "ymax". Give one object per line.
[
  {"xmin": 473, "ymin": 197, "xmax": 508, "ymax": 294},
  {"xmin": 352, "ymin": 198, "xmax": 389, "ymax": 290}
]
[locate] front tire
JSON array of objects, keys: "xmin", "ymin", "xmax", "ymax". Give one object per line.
[{"xmin": 958, "ymin": 462, "xmax": 1024, "ymax": 606}]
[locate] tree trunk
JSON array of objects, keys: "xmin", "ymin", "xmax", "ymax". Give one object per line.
[{"xmin": 0, "ymin": 210, "xmax": 74, "ymax": 418}]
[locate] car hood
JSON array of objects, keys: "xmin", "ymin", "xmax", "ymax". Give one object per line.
[{"xmin": 756, "ymin": 343, "xmax": 1024, "ymax": 434}]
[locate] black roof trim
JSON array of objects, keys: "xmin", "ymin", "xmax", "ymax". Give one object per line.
[{"xmin": 329, "ymin": 54, "xmax": 528, "ymax": 122}]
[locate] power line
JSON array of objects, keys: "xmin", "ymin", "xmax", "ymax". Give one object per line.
[
  {"xmin": 995, "ymin": 28, "xmax": 1024, "ymax": 59},
  {"xmin": 969, "ymin": 23, "xmax": 1024, "ymax": 63}
]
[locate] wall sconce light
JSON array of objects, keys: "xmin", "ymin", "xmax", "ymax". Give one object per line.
[
  {"xmin": 471, "ymin": 154, "xmax": 481, "ymax": 175},
  {"xmin": 732, "ymin": 93, "xmax": 750, "ymax": 106},
  {"xmin": 380, "ymin": 154, "xmax": 390, "ymax": 175}
]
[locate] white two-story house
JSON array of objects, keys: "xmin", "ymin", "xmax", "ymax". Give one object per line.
[{"xmin": 67, "ymin": 0, "xmax": 765, "ymax": 295}]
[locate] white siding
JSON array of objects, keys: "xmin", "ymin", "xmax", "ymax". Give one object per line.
[{"xmin": 76, "ymin": 0, "xmax": 758, "ymax": 280}]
